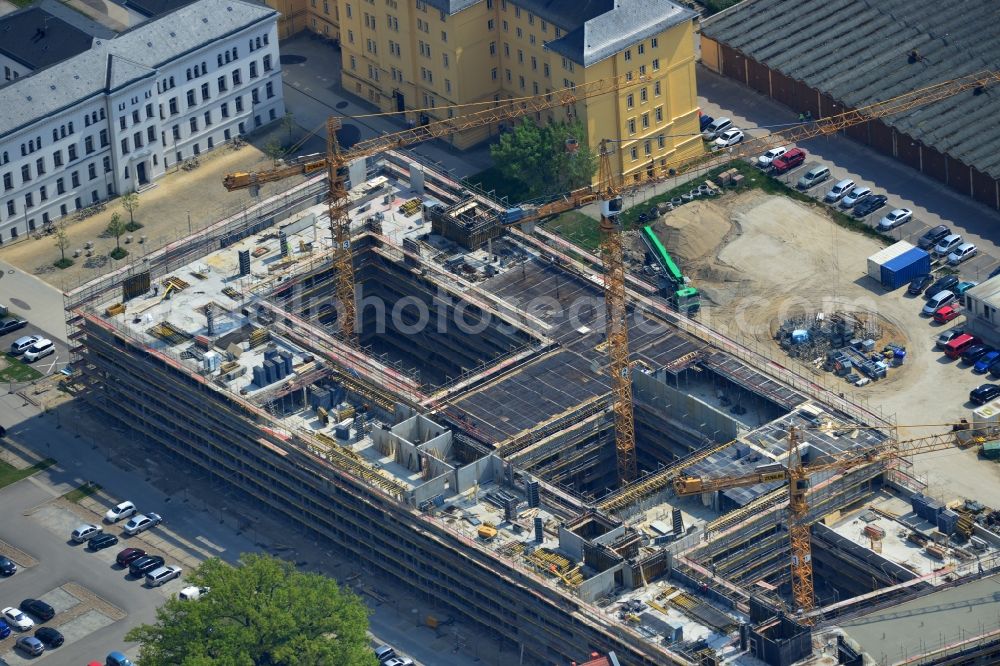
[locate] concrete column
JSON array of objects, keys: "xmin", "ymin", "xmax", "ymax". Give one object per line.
[
  {"xmin": 410, "ymin": 163, "xmax": 425, "ymax": 194},
  {"xmin": 348, "ymin": 158, "xmax": 366, "ymax": 190}
]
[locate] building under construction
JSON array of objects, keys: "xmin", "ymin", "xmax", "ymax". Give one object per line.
[{"xmin": 65, "ymin": 151, "xmax": 1000, "ymax": 665}]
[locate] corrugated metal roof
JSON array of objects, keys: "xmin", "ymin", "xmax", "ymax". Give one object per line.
[
  {"xmin": 966, "ymin": 274, "xmax": 1000, "ymax": 307},
  {"xmin": 882, "ymin": 246, "xmax": 928, "ymax": 271},
  {"xmin": 702, "ymin": 0, "xmax": 1000, "ymax": 178}
]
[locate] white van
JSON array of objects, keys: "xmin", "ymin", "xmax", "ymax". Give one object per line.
[{"xmin": 23, "ymin": 338, "xmax": 54, "ymax": 362}]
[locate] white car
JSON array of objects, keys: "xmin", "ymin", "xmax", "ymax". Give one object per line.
[
  {"xmin": 105, "ymin": 501, "xmax": 137, "ymax": 523},
  {"xmin": 123, "ymin": 512, "xmax": 162, "ymax": 536},
  {"xmin": 948, "ymin": 243, "xmax": 978, "ymax": 266},
  {"xmin": 839, "ymin": 186, "xmax": 872, "ymax": 209},
  {"xmin": 877, "ymin": 208, "xmax": 913, "ymax": 230},
  {"xmin": 179, "ymin": 585, "xmax": 210, "ymax": 601},
  {"xmin": 22, "ymin": 338, "xmax": 54, "ymax": 362},
  {"xmin": 71, "ymin": 523, "xmax": 102, "ymax": 543},
  {"xmin": 146, "ymin": 564, "xmax": 182, "ymax": 587},
  {"xmin": 756, "ymin": 146, "xmax": 787, "ymax": 168},
  {"xmin": 2, "ymin": 607, "xmax": 34, "ymax": 631},
  {"xmin": 713, "ymin": 128, "xmax": 744, "ymax": 149}
]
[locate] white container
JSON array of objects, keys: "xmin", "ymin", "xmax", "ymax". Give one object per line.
[
  {"xmin": 973, "ymin": 397, "xmax": 1000, "ymax": 428},
  {"xmin": 867, "ymin": 241, "xmax": 915, "ymax": 281}
]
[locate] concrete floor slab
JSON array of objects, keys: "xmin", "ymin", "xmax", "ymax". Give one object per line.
[{"xmin": 39, "ymin": 586, "xmax": 83, "ymax": 615}]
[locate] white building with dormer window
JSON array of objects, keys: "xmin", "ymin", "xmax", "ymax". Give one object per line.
[{"xmin": 0, "ymin": 0, "xmax": 284, "ymax": 243}]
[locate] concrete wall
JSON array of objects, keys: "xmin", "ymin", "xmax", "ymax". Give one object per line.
[
  {"xmin": 577, "ymin": 564, "xmax": 620, "ymax": 603},
  {"xmin": 634, "ymin": 369, "xmax": 742, "ymax": 442}
]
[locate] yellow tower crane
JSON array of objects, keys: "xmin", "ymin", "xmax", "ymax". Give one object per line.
[
  {"xmin": 673, "ymin": 426, "xmax": 978, "ymax": 616},
  {"xmin": 221, "ymin": 74, "xmax": 648, "ymax": 340}
]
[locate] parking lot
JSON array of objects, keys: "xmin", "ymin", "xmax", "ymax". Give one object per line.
[{"xmin": 0, "ymin": 318, "xmax": 71, "ymax": 383}]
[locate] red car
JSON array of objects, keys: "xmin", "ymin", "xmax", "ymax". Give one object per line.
[
  {"xmin": 934, "ymin": 304, "xmax": 961, "ymax": 324},
  {"xmin": 115, "ymin": 547, "xmax": 146, "ymax": 568},
  {"xmin": 771, "ymin": 147, "xmax": 807, "ymax": 174}
]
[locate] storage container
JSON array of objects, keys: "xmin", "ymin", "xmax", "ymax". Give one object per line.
[
  {"xmin": 880, "ymin": 246, "xmax": 931, "ymax": 290},
  {"xmin": 867, "ymin": 241, "xmax": 915, "ymax": 282}
]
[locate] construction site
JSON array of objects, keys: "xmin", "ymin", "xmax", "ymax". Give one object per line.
[{"xmin": 61, "ymin": 72, "xmax": 1000, "ymax": 665}]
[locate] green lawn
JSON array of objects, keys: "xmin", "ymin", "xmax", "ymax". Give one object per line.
[
  {"xmin": 0, "ymin": 354, "xmax": 43, "ymax": 383},
  {"xmin": 63, "ymin": 482, "xmax": 101, "ymax": 503},
  {"xmin": 462, "ymin": 165, "xmax": 534, "ymax": 204},
  {"xmin": 0, "ymin": 458, "xmax": 56, "ymax": 489},
  {"xmin": 9, "ymin": 0, "xmax": 32, "ymax": 6},
  {"xmin": 546, "ymin": 211, "xmax": 603, "ymax": 253}
]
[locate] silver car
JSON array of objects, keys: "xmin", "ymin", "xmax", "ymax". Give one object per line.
[
  {"xmin": 10, "ymin": 335, "xmax": 40, "ymax": 356},
  {"xmin": 123, "ymin": 512, "xmax": 162, "ymax": 536}
]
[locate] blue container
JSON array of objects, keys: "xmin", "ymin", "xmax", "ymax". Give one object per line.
[
  {"xmin": 937, "ymin": 510, "xmax": 959, "ymax": 535},
  {"xmin": 252, "ymin": 365, "xmax": 266, "ymax": 387},
  {"xmin": 262, "ymin": 359, "xmax": 276, "ymax": 384},
  {"xmin": 881, "ymin": 248, "xmax": 931, "ymax": 290}
]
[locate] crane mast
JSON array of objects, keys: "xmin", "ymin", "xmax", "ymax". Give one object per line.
[
  {"xmin": 597, "ymin": 141, "xmax": 637, "ymax": 485},
  {"xmin": 785, "ymin": 427, "xmax": 815, "ymax": 614},
  {"xmin": 325, "ymin": 117, "xmax": 358, "ymax": 341}
]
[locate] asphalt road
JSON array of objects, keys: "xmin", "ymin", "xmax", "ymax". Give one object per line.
[{"xmin": 0, "ymin": 259, "xmax": 69, "ymax": 346}]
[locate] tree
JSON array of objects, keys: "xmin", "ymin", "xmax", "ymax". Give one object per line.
[
  {"xmin": 121, "ymin": 192, "xmax": 141, "ymax": 231},
  {"xmin": 125, "ymin": 553, "xmax": 376, "ymax": 666},
  {"xmin": 106, "ymin": 213, "xmax": 128, "ymax": 259},
  {"xmin": 264, "ymin": 139, "xmax": 284, "ymax": 167},
  {"xmin": 489, "ymin": 119, "xmax": 597, "ymax": 199},
  {"xmin": 53, "ymin": 222, "xmax": 72, "ymax": 268}
]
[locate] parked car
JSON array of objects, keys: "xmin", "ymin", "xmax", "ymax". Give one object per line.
[
  {"xmin": 20, "ymin": 599, "xmax": 54, "ymax": 623},
  {"xmin": 106, "ymin": 651, "xmax": 135, "ymax": 666},
  {"xmin": 116, "ymin": 547, "xmax": 147, "ymax": 568},
  {"xmin": 88, "ymin": 533, "xmax": 120, "ymax": 551},
  {"xmin": 146, "ymin": 565, "xmax": 182, "ymax": 587},
  {"xmin": 975, "ymin": 351, "xmax": 1000, "ymax": 374},
  {"xmin": 129, "ymin": 555, "xmax": 166, "ymax": 578},
  {"xmin": 698, "ymin": 114, "xmax": 714, "ymax": 132},
  {"xmin": 9, "ymin": 335, "xmax": 40, "ymax": 356},
  {"xmin": 0, "ymin": 555, "xmax": 16, "ymax": 576},
  {"xmin": 123, "ymin": 512, "xmax": 162, "ymax": 536},
  {"xmin": 853, "ymin": 194, "xmax": 888, "ymax": 217},
  {"xmin": 946, "ymin": 333, "xmax": 981, "ymax": 359},
  {"xmin": 948, "ymin": 243, "xmax": 978, "ymax": 266},
  {"xmin": 34, "ymin": 626, "xmax": 63, "ymax": 648},
  {"xmin": 0, "ymin": 317, "xmax": 27, "ymax": 336},
  {"xmin": 22, "ymin": 338, "xmax": 54, "ymax": 362},
  {"xmin": 824, "ymin": 179, "xmax": 856, "ymax": 203},
  {"xmin": 15, "ymin": 636, "xmax": 44, "ymax": 657},
  {"xmin": 105, "ymin": 501, "xmax": 137, "ymax": 523},
  {"xmin": 923, "ymin": 290, "xmax": 956, "ymax": 316},
  {"xmin": 796, "ymin": 164, "xmax": 830, "ymax": 189},
  {"xmin": 2, "ymin": 607, "xmax": 33, "ymax": 630},
  {"xmin": 179, "ymin": 585, "xmax": 210, "ymax": 601},
  {"xmin": 877, "ymin": 208, "xmax": 913, "ymax": 231},
  {"xmin": 840, "ymin": 186, "xmax": 872, "ymax": 209},
  {"xmin": 918, "ymin": 225, "xmax": 951, "ymax": 250},
  {"xmin": 713, "ymin": 128, "xmax": 744, "ymax": 149},
  {"xmin": 384, "ymin": 658, "xmax": 415, "ymax": 666},
  {"xmin": 937, "ymin": 327, "xmax": 965, "ymax": 349},
  {"xmin": 71, "ymin": 524, "xmax": 102, "ymax": 543},
  {"xmin": 757, "ymin": 146, "xmax": 788, "ymax": 168},
  {"xmin": 925, "ymin": 275, "xmax": 960, "ymax": 298},
  {"xmin": 955, "ymin": 281, "xmax": 978, "ymax": 296},
  {"xmin": 701, "ymin": 117, "xmax": 732, "ymax": 141},
  {"xmin": 970, "ymin": 384, "xmax": 1000, "ymax": 405},
  {"xmin": 961, "ymin": 345, "xmax": 991, "ymax": 365},
  {"xmin": 374, "ymin": 645, "xmax": 397, "ymax": 663},
  {"xmin": 0, "ymin": 619, "xmax": 10, "ymax": 639},
  {"xmin": 771, "ymin": 148, "xmax": 807, "ymax": 174},
  {"xmin": 933, "ymin": 305, "xmax": 961, "ymax": 324},
  {"xmin": 933, "ymin": 234, "xmax": 963, "ymax": 257},
  {"xmin": 907, "ymin": 274, "xmax": 934, "ymax": 295}
]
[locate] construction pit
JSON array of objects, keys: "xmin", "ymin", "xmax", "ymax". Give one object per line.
[{"xmin": 62, "ymin": 154, "xmax": 1000, "ymax": 666}]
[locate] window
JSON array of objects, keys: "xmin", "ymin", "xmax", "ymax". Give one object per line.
[
  {"xmin": 39, "ymin": 185, "xmax": 47, "ymax": 202},
  {"xmin": 518, "ymin": 75, "xmax": 525, "ymax": 89},
  {"xmin": 652, "ymin": 58, "xmax": 660, "ymax": 71},
  {"xmin": 655, "ymin": 106, "xmax": 663, "ymax": 123},
  {"xmin": 263, "ymin": 55, "xmax": 272, "ymax": 72},
  {"xmin": 642, "ymin": 113, "xmax": 649, "ymax": 129},
  {"xmin": 218, "ymin": 54, "xmax": 224, "ymax": 67},
  {"xmin": 147, "ymin": 126, "xmax": 156, "ymax": 143},
  {"xmin": 654, "ymin": 81, "xmax": 661, "ymax": 96},
  {"xmin": 21, "ymin": 165, "xmax": 30, "ymax": 182},
  {"xmin": 103, "ymin": 156, "xmax": 111, "ymax": 173},
  {"xmin": 518, "ymin": 49, "xmax": 523, "ymax": 63},
  {"xmin": 531, "ymin": 55, "xmax": 537, "ymax": 70},
  {"xmin": 489, "ymin": 41, "xmax": 496, "ymax": 55},
  {"xmin": 252, "ymin": 88, "xmax": 260, "ymax": 104},
  {"xmin": 442, "ymin": 53, "xmax": 449, "ymax": 68},
  {"xmin": 441, "ymin": 30, "xmax": 447, "ymax": 42},
  {"xmin": 91, "ymin": 190, "xmax": 98, "ymax": 203},
  {"xmin": 120, "ymin": 116, "xmax": 127, "ymax": 130},
  {"xmin": 85, "ymin": 137, "xmax": 94, "ymax": 154},
  {"xmin": 132, "ymin": 110, "xmax": 140, "ymax": 124},
  {"xmin": 221, "ymin": 103, "xmax": 229, "ymax": 118},
  {"xmin": 516, "ymin": 27, "xmax": 522, "ymax": 38},
  {"xmin": 24, "ymin": 192, "xmax": 33, "ymax": 209},
  {"xmin": 172, "ymin": 125, "xmax": 181, "ymax": 140},
  {"xmin": 5, "ymin": 201, "xmax": 13, "ymax": 216},
  {"xmin": 630, "ymin": 146, "xmax": 638, "ymax": 161},
  {"xmin": 88, "ymin": 163, "xmax": 97, "ymax": 180},
  {"xmin": 487, "ymin": 19, "xmax": 494, "ymax": 30},
  {"xmin": 201, "ymin": 83, "xmax": 210, "ymax": 101},
  {"xmin": 626, "ymin": 94, "xmax": 633, "ymax": 109},
  {"xmin": 187, "ymin": 90, "xmax": 196, "ymax": 107},
  {"xmin": 68, "ymin": 145, "xmax": 77, "ymax": 161},
  {"xmin": 345, "ymin": 2, "xmax": 351, "ymax": 16},
  {"xmin": 35, "ymin": 157, "xmax": 45, "ymax": 175},
  {"xmin": 232, "ymin": 70, "xmax": 242, "ymax": 86},
  {"xmin": 100, "ymin": 130, "xmax": 109, "ymax": 147},
  {"xmin": 121, "ymin": 138, "xmax": 130, "ymax": 154},
  {"xmin": 235, "ymin": 96, "xmax": 244, "ymax": 112},
  {"xmin": 204, "ymin": 110, "xmax": 213, "ymax": 127},
  {"xmin": 491, "ymin": 68, "xmax": 497, "ymax": 81},
  {"xmin": 640, "ymin": 87, "xmax": 647, "ymax": 103},
  {"xmin": 544, "ymin": 63, "xmax": 550, "ymax": 77},
  {"xmin": 268, "ymin": 109, "xmax": 276, "ymax": 122},
  {"xmin": 52, "ymin": 129, "xmax": 59, "ymax": 142},
  {"xmin": 169, "ymin": 98, "xmax": 179, "ymax": 115},
  {"xmin": 266, "ymin": 82, "xmax": 274, "ymax": 98},
  {"xmin": 218, "ymin": 76, "xmax": 228, "ymax": 93},
  {"xmin": 624, "ymin": 49, "xmax": 632, "ymax": 61},
  {"xmin": 638, "ymin": 44, "xmax": 645, "ymax": 55},
  {"xmin": 627, "ymin": 118, "xmax": 635, "ymax": 134},
  {"xmin": 134, "ymin": 131, "xmax": 143, "ymax": 148},
  {"xmin": 504, "ymin": 43, "xmax": 510, "ymax": 57},
  {"xmin": 505, "ymin": 69, "xmax": 511, "ymax": 82},
  {"xmin": 658, "ymin": 134, "xmax": 665, "ymax": 149},
  {"xmin": 639, "ymin": 64, "xmax": 646, "ymax": 76},
  {"xmin": 651, "ymin": 37, "xmax": 658, "ymax": 48},
  {"xmin": 190, "ymin": 117, "xmax": 198, "ymax": 132},
  {"xmin": 249, "ymin": 62, "xmax": 258, "ymax": 78},
  {"xmin": 56, "ymin": 178, "xmax": 65, "ymax": 194},
  {"xmin": 71, "ymin": 171, "xmax": 80, "ymax": 187},
  {"xmin": 2, "ymin": 173, "xmax": 10, "ymax": 190}
]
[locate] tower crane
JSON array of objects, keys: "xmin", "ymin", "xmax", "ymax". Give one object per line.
[
  {"xmin": 672, "ymin": 425, "xmax": 986, "ymax": 616},
  {"xmin": 221, "ymin": 74, "xmax": 646, "ymax": 340}
]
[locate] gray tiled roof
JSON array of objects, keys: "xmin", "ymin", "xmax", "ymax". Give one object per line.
[
  {"xmin": 120, "ymin": 0, "xmax": 198, "ymax": 19},
  {"xmin": 0, "ymin": 0, "xmax": 276, "ymax": 140},
  {"xmin": 423, "ymin": 0, "xmax": 481, "ymax": 14},
  {"xmin": 545, "ymin": 0, "xmax": 695, "ymax": 67},
  {"xmin": 0, "ymin": 7, "xmax": 94, "ymax": 70},
  {"xmin": 701, "ymin": 0, "xmax": 1000, "ymax": 179}
]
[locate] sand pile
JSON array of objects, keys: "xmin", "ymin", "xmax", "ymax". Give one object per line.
[{"xmin": 651, "ymin": 198, "xmax": 734, "ymax": 268}]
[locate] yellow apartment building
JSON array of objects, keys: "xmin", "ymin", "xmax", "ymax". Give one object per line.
[{"xmin": 280, "ymin": 0, "xmax": 703, "ymax": 181}]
